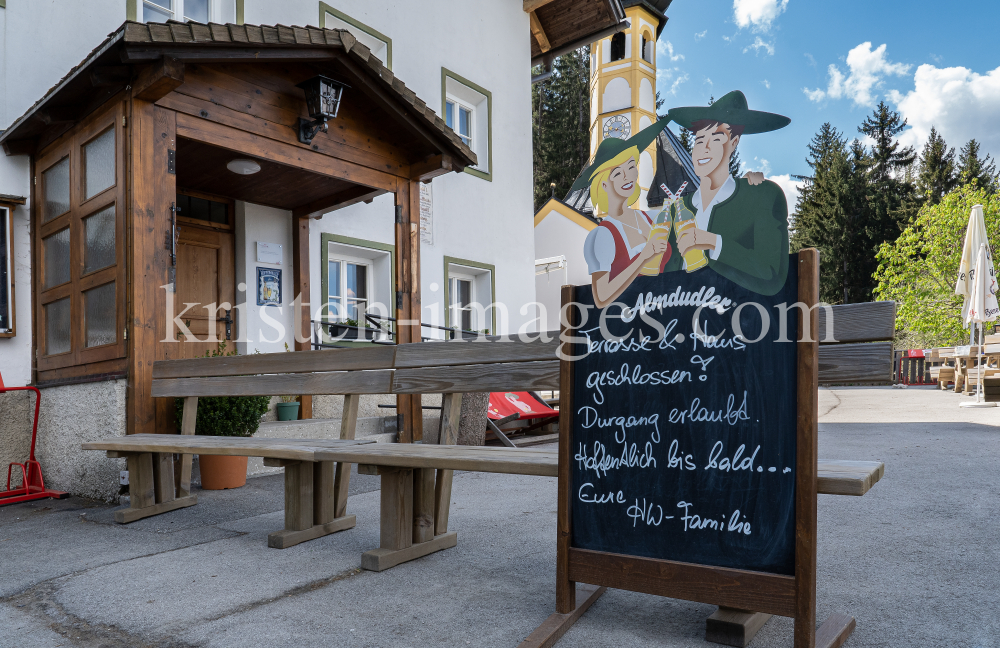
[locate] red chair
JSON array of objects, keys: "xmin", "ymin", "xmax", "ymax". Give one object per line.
[
  {"xmin": 486, "ymin": 392, "xmax": 559, "ymax": 447},
  {"xmin": 0, "ymin": 371, "xmax": 68, "ymax": 506}
]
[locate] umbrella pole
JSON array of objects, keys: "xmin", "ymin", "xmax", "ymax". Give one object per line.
[{"xmin": 978, "ymin": 323, "xmax": 984, "ymax": 403}]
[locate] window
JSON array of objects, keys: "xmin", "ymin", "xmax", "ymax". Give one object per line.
[
  {"xmin": 610, "ymin": 32, "xmax": 626, "ymax": 61},
  {"xmin": 444, "ymin": 257, "xmax": 495, "ymax": 336},
  {"xmin": 449, "ymin": 274, "xmax": 474, "ymax": 332},
  {"xmin": 445, "ymin": 99, "xmax": 473, "ymax": 149},
  {"xmin": 34, "ymin": 103, "xmax": 126, "ymax": 375},
  {"xmin": 0, "ymin": 206, "xmax": 14, "ymax": 336},
  {"xmin": 320, "ymin": 235, "xmax": 395, "ymax": 339},
  {"xmin": 642, "ymin": 34, "xmax": 654, "ymax": 64},
  {"xmin": 327, "ymin": 256, "xmax": 371, "ymax": 323},
  {"xmin": 320, "ymin": 4, "xmax": 392, "ymax": 69},
  {"xmin": 136, "ymin": 0, "xmax": 238, "ymax": 23},
  {"xmin": 442, "ymin": 69, "xmax": 493, "ymax": 181}
]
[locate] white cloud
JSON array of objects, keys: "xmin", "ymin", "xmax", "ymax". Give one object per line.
[
  {"xmin": 733, "ymin": 0, "xmax": 789, "ymax": 30},
  {"xmin": 669, "ymin": 74, "xmax": 690, "ymax": 95},
  {"xmin": 762, "ymin": 79, "xmax": 771, "ymax": 89},
  {"xmin": 705, "ymin": 77, "xmax": 714, "ymax": 86},
  {"xmin": 768, "ymin": 174, "xmax": 805, "ymax": 215},
  {"xmin": 658, "ymin": 40, "xmax": 685, "ymax": 62},
  {"xmin": 804, "ymin": 53, "xmax": 816, "ymax": 67},
  {"xmin": 891, "ymin": 64, "xmax": 1000, "ymax": 159},
  {"xmin": 743, "ymin": 37, "xmax": 774, "ymax": 56},
  {"xmin": 748, "ymin": 157, "xmax": 773, "ymax": 176},
  {"xmin": 695, "ymin": 30, "xmax": 708, "ymax": 41},
  {"xmin": 803, "ymin": 42, "xmax": 910, "ymax": 106}
]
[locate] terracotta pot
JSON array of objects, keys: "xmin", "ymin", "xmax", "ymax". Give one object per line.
[{"xmin": 198, "ymin": 454, "xmax": 248, "ymax": 490}]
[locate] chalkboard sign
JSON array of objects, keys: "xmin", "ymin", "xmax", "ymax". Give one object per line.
[{"xmin": 568, "ymin": 256, "xmax": 799, "ymax": 574}]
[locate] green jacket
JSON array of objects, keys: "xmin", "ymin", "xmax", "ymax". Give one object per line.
[{"xmin": 663, "ymin": 178, "xmax": 789, "ymax": 296}]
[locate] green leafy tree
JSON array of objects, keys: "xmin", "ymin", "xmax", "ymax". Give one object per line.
[
  {"xmin": 916, "ymin": 126, "xmax": 957, "ymax": 204},
  {"xmin": 874, "ymin": 184, "xmax": 1000, "ymax": 347},
  {"xmin": 532, "ymin": 47, "xmax": 591, "ymax": 211},
  {"xmin": 957, "ymin": 139, "xmax": 998, "ymax": 192}
]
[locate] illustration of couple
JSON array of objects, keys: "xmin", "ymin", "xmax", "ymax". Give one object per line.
[{"xmin": 580, "ymin": 91, "xmax": 791, "ymax": 307}]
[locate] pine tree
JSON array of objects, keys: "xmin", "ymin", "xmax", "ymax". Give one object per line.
[
  {"xmin": 678, "ymin": 127, "xmax": 693, "ymax": 153},
  {"xmin": 531, "ymin": 47, "xmax": 592, "ymax": 211},
  {"xmin": 957, "ymin": 139, "xmax": 998, "ymax": 192},
  {"xmin": 916, "ymin": 127, "xmax": 957, "ymax": 204}
]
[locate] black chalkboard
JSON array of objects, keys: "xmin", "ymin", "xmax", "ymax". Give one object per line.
[{"xmin": 569, "ymin": 256, "xmax": 799, "ymax": 575}]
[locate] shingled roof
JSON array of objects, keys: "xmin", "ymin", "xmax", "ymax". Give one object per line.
[{"xmin": 0, "ymin": 21, "xmax": 477, "ymax": 168}]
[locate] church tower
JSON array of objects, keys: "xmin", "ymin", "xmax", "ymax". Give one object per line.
[{"xmin": 589, "ymin": 1, "xmax": 671, "ymax": 213}]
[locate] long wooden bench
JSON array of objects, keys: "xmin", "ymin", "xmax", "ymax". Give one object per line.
[
  {"xmin": 82, "ymin": 301, "xmax": 888, "ymax": 574},
  {"xmin": 81, "ymin": 434, "xmax": 375, "ymax": 547}
]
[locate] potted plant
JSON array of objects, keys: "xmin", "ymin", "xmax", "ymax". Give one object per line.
[
  {"xmin": 326, "ymin": 318, "xmax": 380, "ymax": 341},
  {"xmin": 276, "ymin": 394, "xmax": 300, "ymax": 420},
  {"xmin": 175, "ymin": 343, "xmax": 270, "ymax": 490}
]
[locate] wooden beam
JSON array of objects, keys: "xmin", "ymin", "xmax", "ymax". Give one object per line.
[
  {"xmin": 409, "ymin": 154, "xmax": 457, "ymax": 182},
  {"xmin": 291, "ymin": 215, "xmax": 313, "ymax": 419},
  {"xmin": 175, "ymin": 112, "xmax": 399, "ymax": 192},
  {"xmin": 91, "ymin": 65, "xmax": 134, "ymax": 88},
  {"xmin": 291, "ymin": 186, "xmax": 387, "ymax": 219},
  {"xmin": 122, "ymin": 46, "xmax": 338, "ymax": 64},
  {"xmin": 134, "ymin": 57, "xmax": 185, "ymax": 103},
  {"xmin": 127, "ymin": 102, "xmax": 175, "ymax": 435},
  {"xmin": 394, "ymin": 180, "xmax": 423, "ymax": 443},
  {"xmin": 34, "ymin": 107, "xmax": 80, "ymax": 125},
  {"xmin": 2, "ymin": 138, "xmax": 36, "ymax": 156},
  {"xmin": 524, "ymin": 0, "xmax": 558, "ymax": 12},
  {"xmin": 529, "ymin": 11, "xmax": 552, "ymax": 53}
]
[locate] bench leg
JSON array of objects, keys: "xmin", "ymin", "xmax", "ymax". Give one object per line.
[
  {"xmin": 413, "ymin": 467, "xmax": 435, "ymax": 544},
  {"xmin": 434, "ymin": 468, "xmax": 454, "ymax": 535},
  {"xmin": 361, "ymin": 466, "xmax": 457, "ymax": 571},
  {"xmin": 114, "ymin": 451, "xmax": 197, "ymax": 524},
  {"xmin": 266, "ymin": 458, "xmax": 356, "ymax": 549}
]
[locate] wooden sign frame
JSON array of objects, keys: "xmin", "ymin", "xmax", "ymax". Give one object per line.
[{"xmin": 548, "ymin": 249, "xmax": 854, "ymax": 648}]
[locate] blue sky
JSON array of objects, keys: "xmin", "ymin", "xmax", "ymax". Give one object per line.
[{"xmin": 655, "ymin": 0, "xmax": 1000, "ymax": 207}]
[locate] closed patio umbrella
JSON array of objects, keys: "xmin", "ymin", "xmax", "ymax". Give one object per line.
[{"xmin": 960, "ymin": 239, "xmax": 998, "ymax": 407}]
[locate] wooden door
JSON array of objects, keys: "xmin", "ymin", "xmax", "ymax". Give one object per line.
[{"xmin": 173, "ymin": 224, "xmax": 235, "ymax": 359}]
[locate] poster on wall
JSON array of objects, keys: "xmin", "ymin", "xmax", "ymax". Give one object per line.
[{"xmin": 256, "ymin": 267, "xmax": 282, "ymax": 306}]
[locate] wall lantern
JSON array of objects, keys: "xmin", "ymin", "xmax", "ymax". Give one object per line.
[{"xmin": 295, "ymin": 75, "xmax": 350, "ymax": 144}]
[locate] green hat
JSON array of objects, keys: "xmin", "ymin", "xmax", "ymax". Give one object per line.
[
  {"xmin": 668, "ymin": 90, "xmax": 790, "ymax": 135},
  {"xmin": 570, "ymin": 116, "xmax": 672, "ymax": 191}
]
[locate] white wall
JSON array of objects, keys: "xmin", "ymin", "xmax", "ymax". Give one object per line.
[
  {"xmin": 235, "ymin": 202, "xmax": 294, "ymax": 354},
  {"xmin": 533, "ymin": 211, "xmax": 595, "ymax": 332}
]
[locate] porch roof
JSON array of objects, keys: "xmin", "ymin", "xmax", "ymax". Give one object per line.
[{"xmin": 0, "ymin": 21, "xmax": 477, "ymax": 169}]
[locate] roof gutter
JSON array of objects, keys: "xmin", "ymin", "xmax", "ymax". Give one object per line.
[{"xmin": 530, "ymin": 19, "xmax": 630, "ymax": 84}]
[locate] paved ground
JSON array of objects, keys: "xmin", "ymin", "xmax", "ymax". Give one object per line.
[{"xmin": 1, "ymin": 386, "xmax": 998, "ymax": 648}]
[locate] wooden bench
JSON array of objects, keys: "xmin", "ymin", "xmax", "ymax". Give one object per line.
[
  {"xmin": 81, "ymin": 434, "xmax": 375, "ymax": 548},
  {"xmin": 82, "ymin": 300, "xmax": 888, "ymax": 574}
]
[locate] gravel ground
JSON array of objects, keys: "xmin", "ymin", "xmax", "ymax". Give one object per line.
[{"xmin": 1, "ymin": 386, "xmax": 997, "ymax": 648}]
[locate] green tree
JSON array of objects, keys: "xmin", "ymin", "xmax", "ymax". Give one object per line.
[
  {"xmin": 791, "ymin": 124, "xmax": 873, "ymax": 303},
  {"xmin": 532, "ymin": 47, "xmax": 591, "ymax": 212},
  {"xmin": 916, "ymin": 126, "xmax": 957, "ymax": 204},
  {"xmin": 957, "ymin": 139, "xmax": 998, "ymax": 192},
  {"xmin": 874, "ymin": 183, "xmax": 1000, "ymax": 347}
]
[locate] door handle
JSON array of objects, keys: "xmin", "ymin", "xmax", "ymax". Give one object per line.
[{"xmin": 222, "ymin": 309, "xmax": 233, "ymax": 341}]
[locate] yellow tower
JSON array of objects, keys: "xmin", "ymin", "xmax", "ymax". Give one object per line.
[{"xmin": 590, "ymin": 1, "xmax": 670, "ymax": 212}]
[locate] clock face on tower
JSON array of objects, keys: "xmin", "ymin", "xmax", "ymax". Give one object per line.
[{"xmin": 603, "ymin": 114, "xmax": 631, "ymax": 140}]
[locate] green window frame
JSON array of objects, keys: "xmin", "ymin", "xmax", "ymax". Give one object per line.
[
  {"xmin": 441, "ymin": 68, "xmax": 493, "ymax": 182},
  {"xmin": 320, "ymin": 233, "xmax": 395, "ymax": 343},
  {"xmin": 443, "ymin": 256, "xmax": 496, "ymax": 335},
  {"xmin": 319, "ymin": 3, "xmax": 392, "ymax": 70},
  {"xmin": 127, "ymin": 0, "xmax": 244, "ymax": 23}
]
